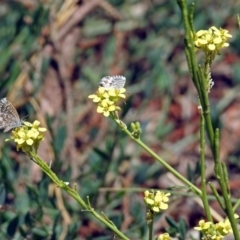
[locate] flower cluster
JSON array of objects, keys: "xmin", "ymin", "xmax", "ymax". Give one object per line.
[
  {"xmin": 194, "ymin": 216, "xmax": 239, "ymax": 240},
  {"xmin": 88, "ymin": 87, "xmax": 126, "ymax": 117},
  {"xmin": 144, "ymin": 190, "xmax": 171, "ymax": 213},
  {"xmin": 6, "ymin": 120, "xmax": 47, "ymax": 152},
  {"xmin": 194, "ymin": 26, "xmax": 232, "ymax": 61}
]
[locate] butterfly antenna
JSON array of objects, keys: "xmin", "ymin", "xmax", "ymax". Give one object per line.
[{"xmin": 21, "ymin": 115, "xmax": 28, "ymax": 123}]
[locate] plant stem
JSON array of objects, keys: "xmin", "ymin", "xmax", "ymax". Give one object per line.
[
  {"xmin": 177, "ymin": 1, "xmax": 240, "ymax": 239},
  {"xmin": 209, "ymin": 183, "xmax": 225, "ymax": 210},
  {"xmin": 29, "ymin": 151, "xmax": 130, "ymax": 240},
  {"xmin": 115, "ymin": 120, "xmax": 202, "ymax": 197},
  {"xmin": 148, "ymin": 216, "xmax": 154, "ymax": 240},
  {"xmin": 199, "ymin": 114, "xmax": 212, "ymax": 221},
  {"xmin": 213, "ymin": 131, "xmax": 239, "ymax": 239}
]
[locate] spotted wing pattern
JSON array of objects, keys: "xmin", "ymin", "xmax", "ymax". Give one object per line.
[
  {"xmin": 0, "ymin": 98, "xmax": 21, "ymax": 132},
  {"xmin": 99, "ymin": 75, "xmax": 126, "ymax": 90}
]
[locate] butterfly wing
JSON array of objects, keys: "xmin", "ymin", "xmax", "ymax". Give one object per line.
[
  {"xmin": 111, "ymin": 75, "xmax": 126, "ymax": 89},
  {"xmin": 99, "ymin": 76, "xmax": 113, "ymax": 89},
  {"xmin": 0, "ymin": 98, "xmax": 21, "ymax": 132},
  {"xmin": 99, "ymin": 75, "xmax": 126, "ymax": 90}
]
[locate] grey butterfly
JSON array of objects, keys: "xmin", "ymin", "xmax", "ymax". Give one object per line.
[
  {"xmin": 0, "ymin": 98, "xmax": 22, "ymax": 132},
  {"xmin": 99, "ymin": 75, "xmax": 126, "ymax": 90}
]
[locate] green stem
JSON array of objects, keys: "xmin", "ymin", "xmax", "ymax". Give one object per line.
[
  {"xmin": 199, "ymin": 114, "xmax": 212, "ymax": 221},
  {"xmin": 177, "ymin": 0, "xmax": 201, "ymax": 96},
  {"xmin": 213, "ymin": 131, "xmax": 239, "ymax": 239},
  {"xmin": 148, "ymin": 215, "xmax": 154, "ymax": 240},
  {"xmin": 177, "ymin": 1, "xmax": 240, "ymax": 239},
  {"xmin": 233, "ymin": 198, "xmax": 240, "ymax": 212},
  {"xmin": 209, "ymin": 183, "xmax": 225, "ymax": 210},
  {"xmin": 222, "ymin": 163, "xmax": 230, "ymax": 194},
  {"xmin": 28, "ymin": 151, "xmax": 130, "ymax": 240},
  {"xmin": 197, "ymin": 66, "xmax": 214, "ymax": 147},
  {"xmin": 115, "ymin": 120, "xmax": 202, "ymax": 197}
]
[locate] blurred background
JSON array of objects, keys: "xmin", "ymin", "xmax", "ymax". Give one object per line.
[{"xmin": 0, "ymin": 0, "xmax": 240, "ymax": 239}]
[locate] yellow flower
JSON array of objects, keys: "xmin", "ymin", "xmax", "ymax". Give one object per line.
[
  {"xmin": 157, "ymin": 233, "xmax": 171, "ymax": 240},
  {"xmin": 210, "ymin": 26, "xmax": 232, "ymax": 40},
  {"xmin": 144, "ymin": 190, "xmax": 154, "ymax": 203},
  {"xmin": 88, "ymin": 87, "xmax": 109, "ymax": 102},
  {"xmin": 88, "ymin": 94, "xmax": 101, "ymax": 102},
  {"xmin": 97, "ymin": 99, "xmax": 116, "ymax": 117},
  {"xmin": 196, "ymin": 30, "xmax": 207, "ymax": 37},
  {"xmin": 234, "ymin": 213, "xmax": 239, "ymax": 219},
  {"xmin": 194, "ymin": 26, "xmax": 232, "ymax": 60},
  {"xmin": 194, "ymin": 220, "xmax": 212, "ymax": 231},
  {"xmin": 207, "ymin": 44, "xmax": 216, "ymax": 51},
  {"xmin": 211, "ymin": 235, "xmax": 224, "ymax": 240},
  {"xmin": 24, "ymin": 120, "xmax": 47, "ymax": 132},
  {"xmin": 194, "ymin": 30, "xmax": 208, "ymax": 47},
  {"xmin": 152, "ymin": 191, "xmax": 170, "ymax": 211},
  {"xmin": 194, "ymin": 218, "xmax": 237, "ymax": 240},
  {"xmin": 108, "ymin": 88, "xmax": 126, "ymax": 99},
  {"xmin": 144, "ymin": 190, "xmax": 170, "ymax": 213},
  {"xmin": 18, "ymin": 129, "xmax": 36, "ymax": 145},
  {"xmin": 216, "ymin": 219, "xmax": 233, "ymax": 236},
  {"xmin": 89, "ymin": 86, "xmax": 126, "ymax": 117},
  {"xmin": 6, "ymin": 120, "xmax": 47, "ymax": 152}
]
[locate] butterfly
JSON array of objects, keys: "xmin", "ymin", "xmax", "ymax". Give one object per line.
[
  {"xmin": 99, "ymin": 75, "xmax": 126, "ymax": 90},
  {"xmin": 0, "ymin": 98, "xmax": 22, "ymax": 132}
]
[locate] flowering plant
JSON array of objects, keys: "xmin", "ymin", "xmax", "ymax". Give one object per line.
[
  {"xmin": 88, "ymin": 86, "xmax": 126, "ymax": 117},
  {"xmin": 4, "ymin": 1, "xmax": 239, "ymax": 239},
  {"xmin": 6, "ymin": 120, "xmax": 47, "ymax": 152}
]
